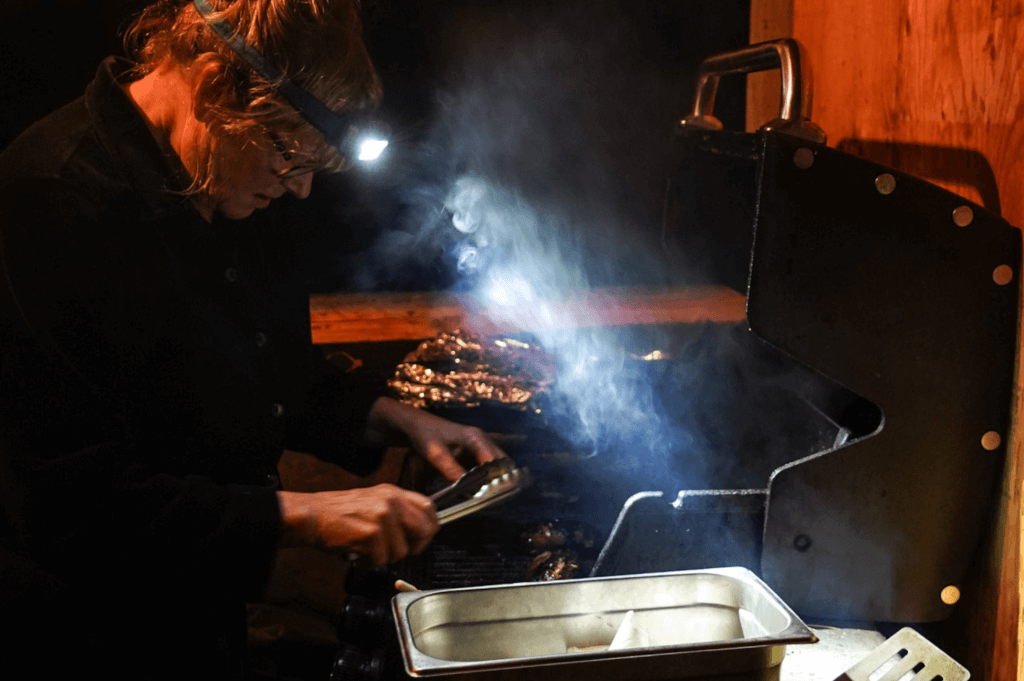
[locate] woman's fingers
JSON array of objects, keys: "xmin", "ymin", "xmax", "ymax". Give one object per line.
[{"xmin": 278, "ymin": 485, "xmax": 439, "ymax": 566}]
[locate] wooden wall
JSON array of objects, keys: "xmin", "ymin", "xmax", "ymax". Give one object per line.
[{"xmin": 748, "ymin": 1, "xmax": 1024, "ymax": 678}]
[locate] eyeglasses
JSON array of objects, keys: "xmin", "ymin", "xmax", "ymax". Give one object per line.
[{"xmin": 267, "ymin": 132, "xmax": 324, "ymax": 179}]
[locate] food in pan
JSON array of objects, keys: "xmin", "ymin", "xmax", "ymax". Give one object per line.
[
  {"xmin": 521, "ymin": 520, "xmax": 596, "ymax": 551},
  {"xmin": 528, "ymin": 549, "xmax": 580, "ymax": 581},
  {"xmin": 523, "ymin": 521, "xmax": 568, "ymax": 549}
]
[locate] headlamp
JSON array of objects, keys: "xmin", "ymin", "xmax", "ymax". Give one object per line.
[{"xmin": 192, "ymin": 0, "xmax": 388, "ymax": 164}]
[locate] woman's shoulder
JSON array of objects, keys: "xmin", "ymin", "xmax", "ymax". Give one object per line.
[{"xmin": 0, "ymin": 97, "xmax": 95, "ymax": 185}]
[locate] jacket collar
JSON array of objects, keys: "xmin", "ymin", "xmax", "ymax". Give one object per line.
[{"xmin": 84, "ymin": 57, "xmax": 195, "ymax": 209}]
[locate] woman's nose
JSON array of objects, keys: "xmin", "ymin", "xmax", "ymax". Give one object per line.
[{"xmin": 282, "ymin": 173, "xmax": 313, "ymax": 199}]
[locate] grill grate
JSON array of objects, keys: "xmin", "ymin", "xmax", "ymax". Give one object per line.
[{"xmin": 401, "ymin": 511, "xmax": 602, "ymax": 590}]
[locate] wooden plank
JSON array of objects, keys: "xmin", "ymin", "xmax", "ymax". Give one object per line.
[
  {"xmin": 309, "ymin": 285, "xmax": 747, "ymax": 344},
  {"xmin": 784, "ymin": 1, "xmax": 1024, "ymax": 678},
  {"xmin": 747, "ymin": 0, "xmax": 793, "ymax": 132},
  {"xmin": 792, "ymin": 0, "xmax": 1024, "ymax": 227}
]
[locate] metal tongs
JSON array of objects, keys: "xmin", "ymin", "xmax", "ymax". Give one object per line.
[
  {"xmin": 346, "ymin": 459, "xmax": 529, "ymax": 563},
  {"xmin": 431, "ymin": 458, "xmax": 530, "ymax": 524}
]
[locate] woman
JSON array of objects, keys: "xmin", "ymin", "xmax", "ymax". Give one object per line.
[{"xmin": 0, "ymin": 0, "xmax": 502, "ymax": 676}]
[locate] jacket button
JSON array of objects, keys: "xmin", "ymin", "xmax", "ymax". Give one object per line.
[
  {"xmin": 271, "ymin": 403, "xmax": 284, "ymax": 417},
  {"xmin": 255, "ymin": 332, "xmax": 267, "ymax": 347},
  {"xmin": 224, "ymin": 268, "xmax": 239, "ymax": 282}
]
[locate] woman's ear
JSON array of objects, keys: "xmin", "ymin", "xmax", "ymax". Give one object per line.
[{"xmin": 189, "ymin": 55, "xmax": 237, "ymax": 126}]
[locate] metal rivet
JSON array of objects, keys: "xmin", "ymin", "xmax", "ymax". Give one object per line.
[
  {"xmin": 224, "ymin": 267, "xmax": 239, "ymax": 282},
  {"xmin": 271, "ymin": 403, "xmax": 284, "ymax": 417},
  {"xmin": 793, "ymin": 534, "xmax": 813, "ymax": 552},
  {"xmin": 793, "ymin": 148, "xmax": 814, "ymax": 169},
  {"xmin": 993, "ymin": 265, "xmax": 1013, "ymax": 285},
  {"xmin": 941, "ymin": 585, "xmax": 961, "ymax": 605},
  {"xmin": 255, "ymin": 332, "xmax": 268, "ymax": 347},
  {"xmin": 952, "ymin": 206, "xmax": 974, "ymax": 227},
  {"xmin": 982, "ymin": 431, "xmax": 1002, "ymax": 450},
  {"xmin": 875, "ymin": 173, "xmax": 896, "ymax": 195}
]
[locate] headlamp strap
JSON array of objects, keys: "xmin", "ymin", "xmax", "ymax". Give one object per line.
[{"xmin": 191, "ymin": 0, "xmax": 351, "ymax": 146}]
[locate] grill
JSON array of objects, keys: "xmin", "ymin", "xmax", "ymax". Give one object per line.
[
  {"xmin": 390, "ymin": 312, "xmax": 883, "ymax": 593},
  {"xmin": 330, "ymin": 39, "xmax": 1020, "ymax": 681}
]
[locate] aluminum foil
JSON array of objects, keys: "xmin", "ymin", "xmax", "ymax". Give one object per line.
[{"xmin": 388, "ymin": 329, "xmax": 555, "ymax": 410}]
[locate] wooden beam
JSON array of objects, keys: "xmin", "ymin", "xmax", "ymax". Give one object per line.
[{"xmin": 309, "ymin": 285, "xmax": 747, "ymax": 344}]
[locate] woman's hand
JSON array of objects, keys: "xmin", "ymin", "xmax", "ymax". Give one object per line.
[
  {"xmin": 364, "ymin": 396, "xmax": 505, "ymax": 481},
  {"xmin": 277, "ymin": 485, "xmax": 438, "ymax": 566},
  {"xmin": 280, "ymin": 399, "xmax": 506, "ymax": 564}
]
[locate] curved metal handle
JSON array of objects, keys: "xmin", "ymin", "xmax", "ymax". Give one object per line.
[{"xmin": 681, "ymin": 38, "xmax": 826, "ymax": 144}]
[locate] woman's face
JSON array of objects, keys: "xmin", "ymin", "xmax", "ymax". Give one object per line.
[{"xmin": 202, "ymin": 125, "xmax": 320, "ymax": 220}]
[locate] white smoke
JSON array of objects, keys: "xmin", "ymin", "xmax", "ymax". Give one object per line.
[
  {"xmin": 442, "ymin": 173, "xmax": 678, "ymax": 460},
  {"xmin": 379, "ymin": 1, "xmax": 702, "ymax": 468}
]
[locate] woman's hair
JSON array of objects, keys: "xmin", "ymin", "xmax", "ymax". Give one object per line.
[{"xmin": 124, "ymin": 0, "xmax": 382, "ymax": 195}]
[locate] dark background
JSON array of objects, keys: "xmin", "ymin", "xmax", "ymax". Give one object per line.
[{"xmin": 0, "ymin": 0, "xmax": 750, "ymax": 291}]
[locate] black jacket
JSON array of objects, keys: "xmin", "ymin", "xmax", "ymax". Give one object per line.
[{"xmin": 0, "ymin": 58, "xmax": 385, "ymax": 677}]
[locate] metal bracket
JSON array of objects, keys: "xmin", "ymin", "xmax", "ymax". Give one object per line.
[{"xmin": 749, "ymin": 134, "xmax": 1020, "ymax": 621}]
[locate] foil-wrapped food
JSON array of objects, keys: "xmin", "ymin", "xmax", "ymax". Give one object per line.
[{"xmin": 388, "ymin": 329, "xmax": 555, "ymax": 410}]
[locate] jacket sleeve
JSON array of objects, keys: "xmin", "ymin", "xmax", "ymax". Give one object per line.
[
  {"xmin": 0, "ymin": 177, "xmax": 280, "ymax": 601},
  {"xmin": 281, "ymin": 326, "xmax": 391, "ymax": 477}
]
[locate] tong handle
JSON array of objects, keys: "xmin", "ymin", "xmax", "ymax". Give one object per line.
[
  {"xmin": 430, "ymin": 458, "xmax": 518, "ymax": 509},
  {"xmin": 431, "ymin": 459, "xmax": 528, "ymax": 525},
  {"xmin": 436, "ymin": 467, "xmax": 527, "ymax": 525}
]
